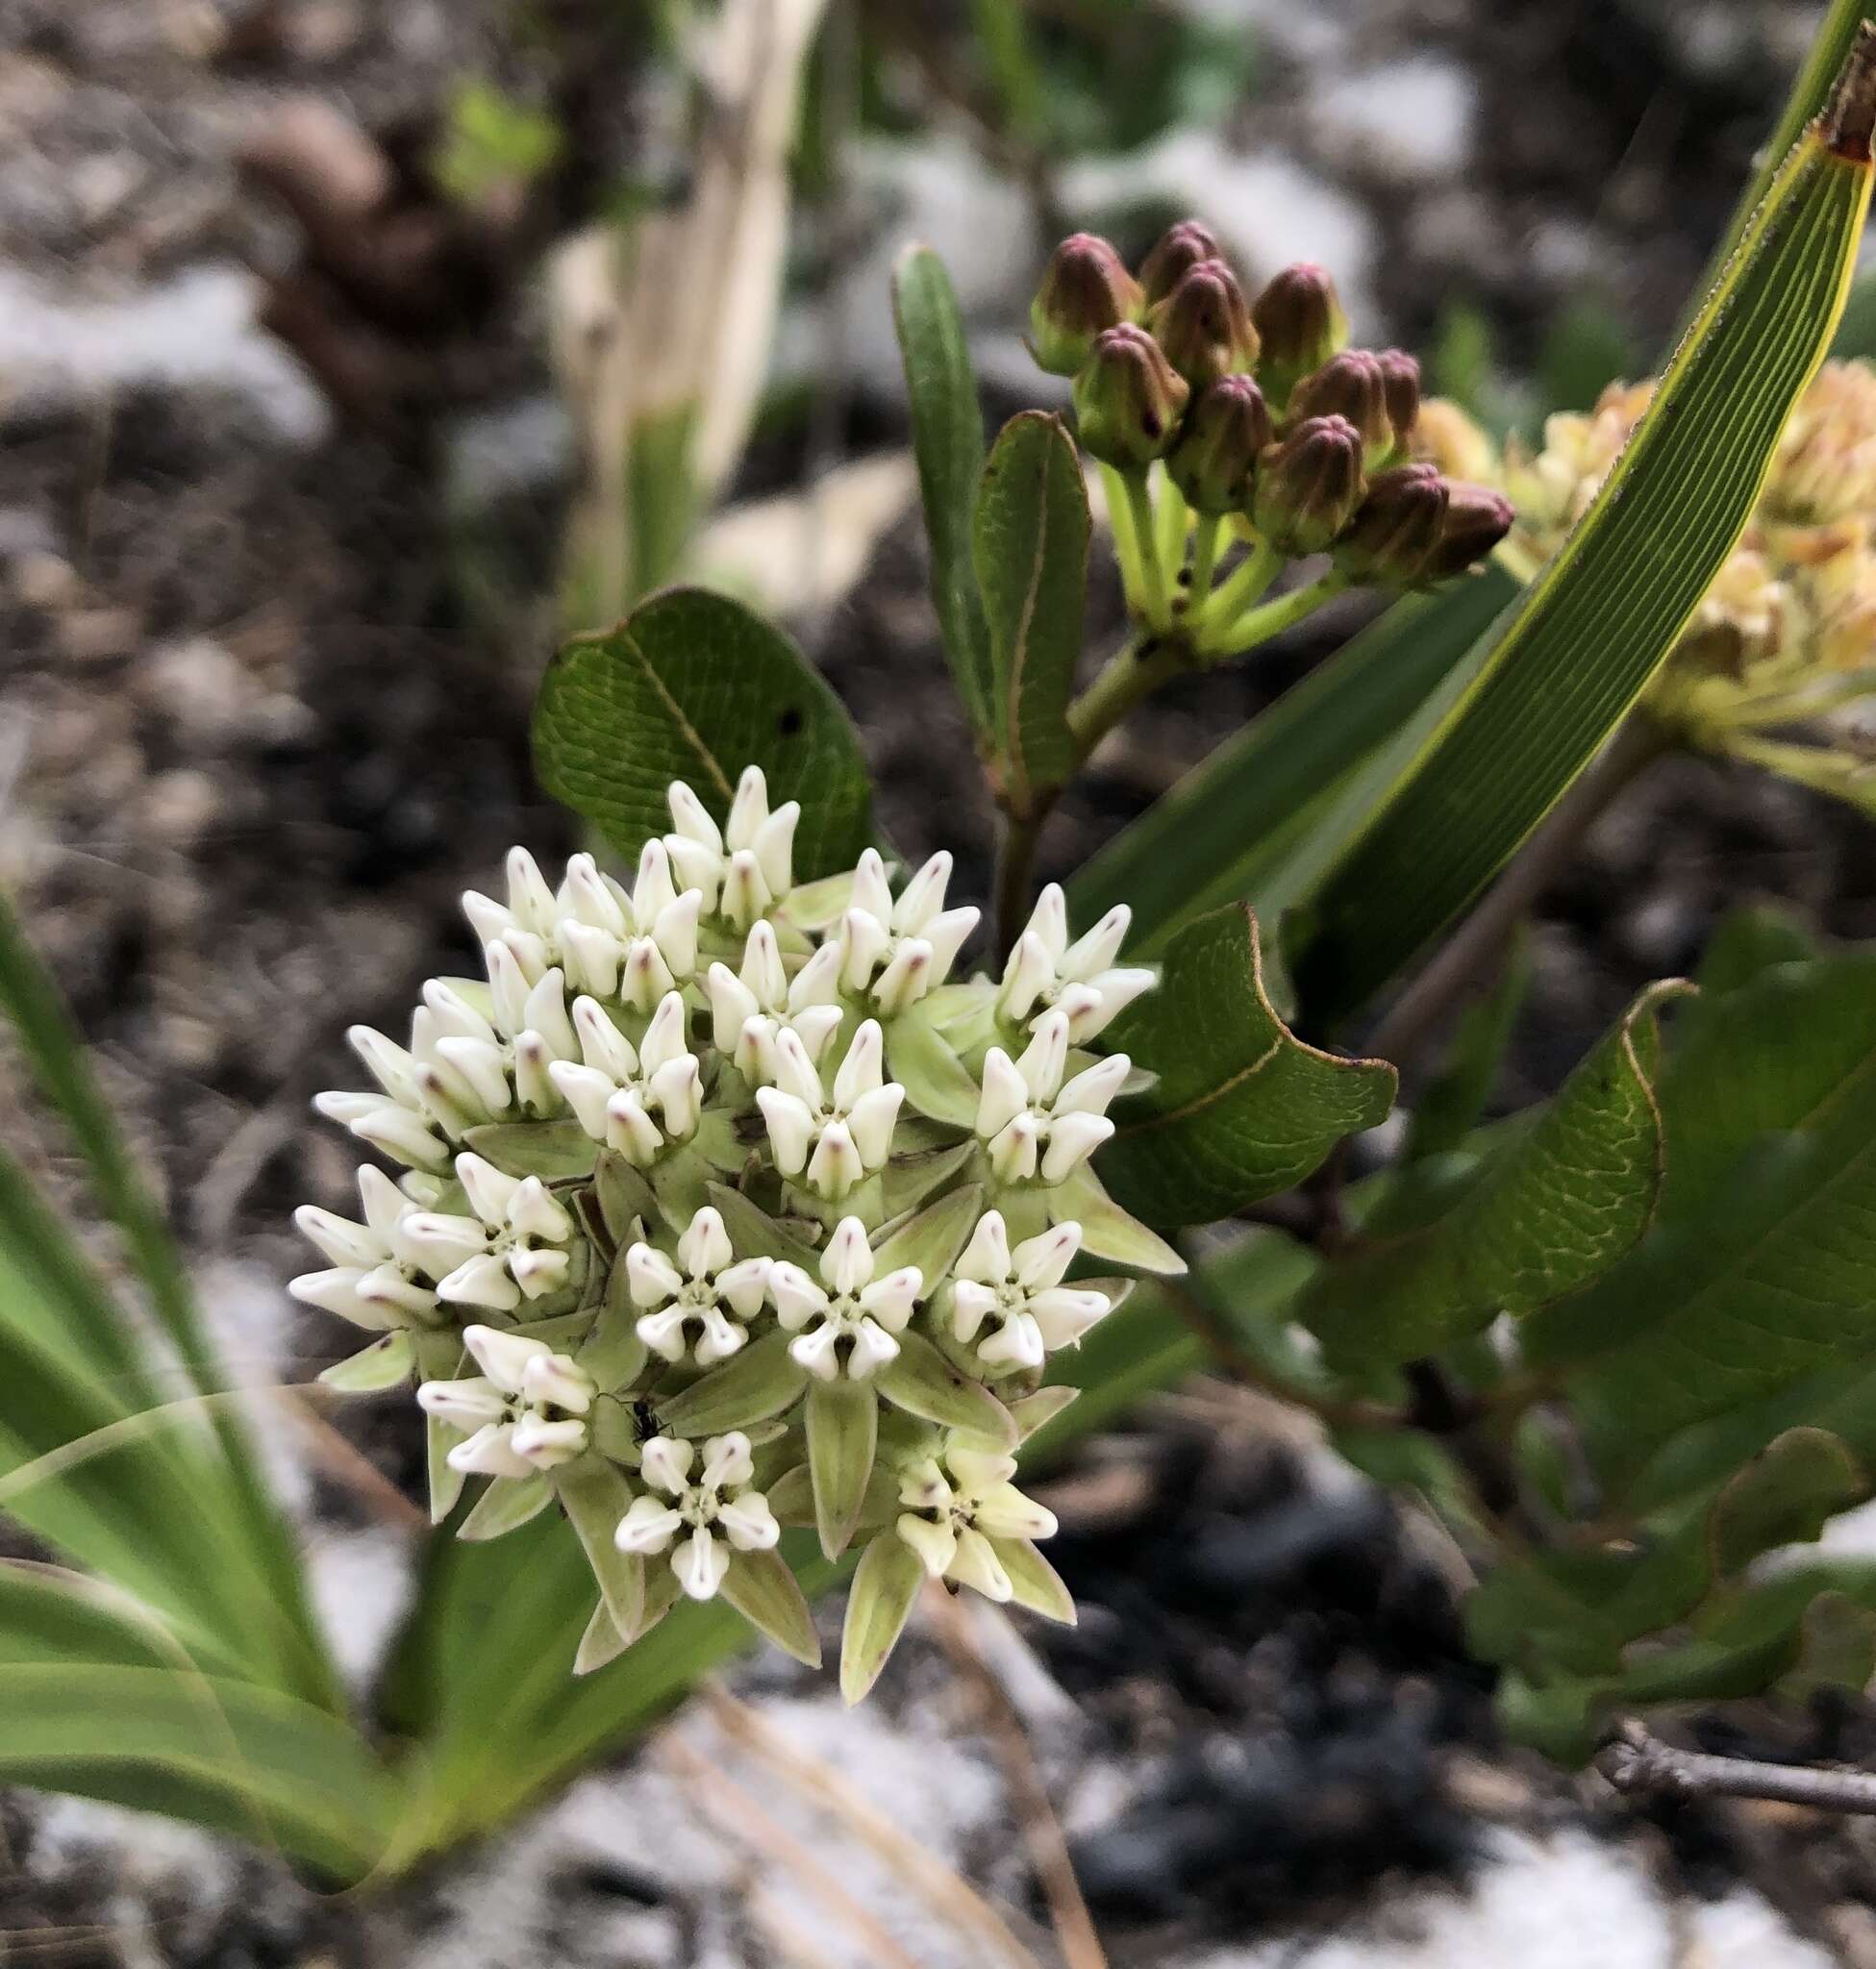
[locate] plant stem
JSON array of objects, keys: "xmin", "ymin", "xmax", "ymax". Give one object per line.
[
  {"xmin": 1194, "ymin": 535, "xmax": 1281, "ymax": 637},
  {"xmin": 1186, "ymin": 513, "xmax": 1223, "ymax": 612},
  {"xmin": 1125, "ymin": 469, "xmax": 1171, "ymax": 628},
  {"xmin": 1201, "ymin": 567, "xmax": 1350, "ymax": 658},
  {"xmin": 1097, "ymin": 461, "xmax": 1150, "ymax": 617},
  {"xmin": 1154, "ymin": 467, "xmax": 1188, "ymax": 585},
  {"xmin": 1364, "ymin": 710, "xmax": 1669, "ymax": 1072},
  {"xmin": 1065, "ymin": 631, "xmax": 1188, "ymax": 756},
  {"xmin": 1598, "ymin": 1719, "xmax": 1876, "ymax": 1816},
  {"xmin": 992, "ymin": 801, "xmax": 1054, "ymax": 961}
]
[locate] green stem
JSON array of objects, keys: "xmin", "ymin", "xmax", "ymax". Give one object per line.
[
  {"xmin": 1066, "ymin": 630, "xmax": 1189, "ymax": 755},
  {"xmin": 1185, "ymin": 513, "xmax": 1223, "ymax": 616},
  {"xmin": 992, "ymin": 802, "xmax": 1052, "ymax": 962},
  {"xmin": 1098, "ymin": 461, "xmax": 1151, "ymax": 616},
  {"xmin": 1194, "ymin": 536, "xmax": 1281, "ymax": 639},
  {"xmin": 1200, "ymin": 568, "xmax": 1351, "ymax": 658},
  {"xmin": 1125, "ymin": 469, "xmax": 1171, "ymax": 628},
  {"xmin": 1154, "ymin": 468, "xmax": 1189, "ymax": 586}
]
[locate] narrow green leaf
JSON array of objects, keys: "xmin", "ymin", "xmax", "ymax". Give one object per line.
[
  {"xmin": 533, "ymin": 587, "xmax": 872, "ymax": 874},
  {"xmin": 973, "ymin": 411, "xmax": 1088, "ymax": 799},
  {"xmin": 1069, "ymin": 569, "xmax": 1515, "ymax": 955},
  {"xmin": 1100, "ymin": 905, "xmax": 1396, "ymax": 1226},
  {"xmin": 893, "ymin": 245, "xmax": 993, "ymax": 731},
  {"xmin": 1305, "ymin": 982, "xmax": 1683, "ymax": 1369},
  {"xmin": 840, "ymin": 1533, "xmax": 925, "ymax": 1704},
  {"xmin": 1291, "ymin": 76, "xmax": 1875, "ymax": 1023},
  {"xmin": 876, "ymin": 1330, "xmax": 1016, "ymax": 1445},
  {"xmin": 719, "ymin": 1548, "xmax": 822, "ymax": 1668},
  {"xmin": 807, "ymin": 1381, "xmax": 877, "ymax": 1560}
]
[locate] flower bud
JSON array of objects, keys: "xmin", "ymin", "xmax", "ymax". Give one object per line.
[
  {"xmin": 1410, "ymin": 397, "xmax": 1496, "ymax": 483},
  {"xmin": 1147, "ymin": 262, "xmax": 1259, "ymax": 387},
  {"xmin": 1376, "ymin": 349, "xmax": 1421, "ymax": 450},
  {"xmin": 1165, "ymin": 375, "xmax": 1273, "ymax": 513},
  {"xmin": 1251, "ymin": 262, "xmax": 1349, "ymax": 403},
  {"xmin": 1138, "ymin": 218, "xmax": 1222, "ymax": 305},
  {"xmin": 1072, "ymin": 323, "xmax": 1190, "ymax": 469},
  {"xmin": 1251, "ymin": 413, "xmax": 1365, "ymax": 554},
  {"xmin": 1288, "ymin": 350, "xmax": 1391, "ymax": 461},
  {"xmin": 1334, "ymin": 463, "xmax": 1449, "ymax": 586},
  {"xmin": 1419, "ymin": 481, "xmax": 1514, "ymax": 581},
  {"xmin": 1029, "ymin": 233, "xmax": 1144, "ymax": 377}
]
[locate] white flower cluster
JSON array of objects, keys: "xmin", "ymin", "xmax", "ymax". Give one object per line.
[{"xmin": 292, "ymin": 766, "xmax": 1178, "ymax": 1698}]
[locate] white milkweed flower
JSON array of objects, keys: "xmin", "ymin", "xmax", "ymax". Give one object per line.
[
  {"xmin": 947, "ymin": 1211, "xmax": 1113, "ymax": 1369},
  {"xmin": 766, "ymin": 1216, "xmax": 922, "ymax": 1381},
  {"xmin": 397, "ymin": 1150, "xmax": 578, "ymax": 1312},
  {"xmin": 974, "ymin": 1007, "xmax": 1131, "ymax": 1185},
  {"xmin": 894, "ymin": 1442, "xmax": 1058, "ymax": 1601},
  {"xmin": 614, "ymin": 1432, "xmax": 781, "ymax": 1599},
  {"xmin": 705, "ymin": 918, "xmax": 843, "ymax": 1082},
  {"xmin": 832, "ymin": 848, "xmax": 980, "ymax": 1014},
  {"xmin": 290, "ymin": 1164, "xmax": 442, "ymax": 1329},
  {"xmin": 755, "ymin": 1018, "xmax": 904, "ymax": 1200},
  {"xmin": 465, "ymin": 843, "xmax": 704, "ymax": 1012},
  {"xmin": 664, "ymin": 767, "xmax": 801, "ymax": 929},
  {"xmin": 548, "ymin": 990, "xmax": 703, "ymax": 1164},
  {"xmin": 419, "ymin": 1323, "xmax": 595, "ymax": 1477},
  {"xmin": 997, "ymin": 885, "xmax": 1155, "ymax": 1044},
  {"xmin": 626, "ymin": 1206, "xmax": 772, "ymax": 1364}
]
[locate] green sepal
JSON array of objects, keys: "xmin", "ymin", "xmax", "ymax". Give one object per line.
[
  {"xmin": 1046, "ymin": 1162, "xmax": 1186, "ymax": 1274},
  {"xmin": 707, "ymin": 1183, "xmax": 822, "ymax": 1270},
  {"xmin": 656, "ymin": 1329, "xmax": 808, "ymax": 1435},
  {"xmin": 987, "ymin": 1535, "xmax": 1076, "ymax": 1625},
  {"xmin": 457, "ymin": 1474, "xmax": 554, "ymax": 1542},
  {"xmin": 775, "ymin": 869, "xmax": 859, "ymax": 934},
  {"xmin": 317, "ymin": 1331, "xmax": 414, "ymax": 1393},
  {"xmin": 872, "ymin": 1184, "xmax": 982, "ymax": 1285},
  {"xmin": 840, "ymin": 1532, "xmax": 926, "ymax": 1703},
  {"xmin": 462, "ymin": 1119, "xmax": 597, "ymax": 1183},
  {"xmin": 556, "ymin": 1459, "xmax": 646, "ymax": 1643},
  {"xmin": 720, "ymin": 1548, "xmax": 823, "ymax": 1668},
  {"xmin": 876, "ymin": 1330, "xmax": 1016, "ymax": 1446},
  {"xmin": 887, "ymin": 1008, "xmax": 985, "ymax": 1128},
  {"xmin": 1009, "ymin": 1384, "xmax": 1078, "ymax": 1442},
  {"xmin": 806, "ymin": 1380, "xmax": 879, "ymax": 1560},
  {"xmin": 574, "ymin": 1599, "xmax": 630, "ymax": 1677}
]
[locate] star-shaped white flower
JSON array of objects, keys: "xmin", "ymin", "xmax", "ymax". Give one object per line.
[
  {"xmin": 395, "ymin": 1150, "xmax": 578, "ymax": 1312},
  {"xmin": 832, "ymin": 848, "xmax": 979, "ymax": 1014},
  {"xmin": 613, "ymin": 1432, "xmax": 781, "ymax": 1598},
  {"xmin": 893, "ymin": 1442, "xmax": 1058, "ymax": 1601},
  {"xmin": 974, "ymin": 1008, "xmax": 1130, "ymax": 1185},
  {"xmin": 664, "ymin": 767, "xmax": 801, "ymax": 930},
  {"xmin": 418, "ymin": 1323, "xmax": 595, "ymax": 1478},
  {"xmin": 626, "ymin": 1206, "xmax": 772, "ymax": 1365},
  {"xmin": 755, "ymin": 1018, "xmax": 904, "ymax": 1200},
  {"xmin": 465, "ymin": 842, "xmax": 705, "ymax": 1013},
  {"xmin": 547, "ymin": 990, "xmax": 703, "ymax": 1164},
  {"xmin": 705, "ymin": 918, "xmax": 843, "ymax": 1082},
  {"xmin": 316, "ymin": 957, "xmax": 581, "ymax": 1169},
  {"xmin": 998, "ymin": 885, "xmax": 1155, "ymax": 1044},
  {"xmin": 766, "ymin": 1216, "xmax": 922, "ymax": 1381},
  {"xmin": 289, "ymin": 1164, "xmax": 442, "ymax": 1330},
  {"xmin": 947, "ymin": 1211, "xmax": 1112, "ymax": 1368}
]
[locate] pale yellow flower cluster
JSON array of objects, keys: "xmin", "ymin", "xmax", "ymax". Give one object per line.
[{"xmin": 1415, "ymin": 363, "xmax": 1876, "ymax": 811}]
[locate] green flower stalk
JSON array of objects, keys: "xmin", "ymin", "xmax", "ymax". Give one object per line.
[{"xmin": 293, "ymin": 768, "xmax": 1175, "ymax": 1692}]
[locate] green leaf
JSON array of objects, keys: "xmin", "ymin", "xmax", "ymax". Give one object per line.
[
  {"xmin": 876, "ymin": 1331, "xmax": 1017, "ymax": 1445},
  {"xmin": 463, "ymin": 1120, "xmax": 597, "ymax": 1183},
  {"xmin": 1290, "ymin": 78, "xmax": 1875, "ymax": 1024},
  {"xmin": 973, "ymin": 411, "xmax": 1088, "ymax": 800},
  {"xmin": 892, "ymin": 245, "xmax": 993, "ymax": 732},
  {"xmin": 1304, "ymin": 982, "xmax": 1683, "ymax": 1369},
  {"xmin": 707, "ymin": 1183, "xmax": 822, "ymax": 1272},
  {"xmin": 1783, "ymin": 1589, "xmax": 1876, "ymax": 1701},
  {"xmin": 318, "ymin": 1332, "xmax": 415, "ymax": 1392},
  {"xmin": 988, "ymin": 1536, "xmax": 1075, "ymax": 1625},
  {"xmin": 1099, "ymin": 905, "xmax": 1396, "ymax": 1226},
  {"xmin": 886, "ymin": 1007, "xmax": 984, "ymax": 1128},
  {"xmin": 656, "ymin": 1329, "xmax": 807, "ymax": 1435},
  {"xmin": 1710, "ymin": 1428, "xmax": 1865, "ymax": 1577},
  {"xmin": 1404, "ymin": 932, "xmax": 1531, "ymax": 1164},
  {"xmin": 719, "ymin": 1548, "xmax": 822, "ymax": 1668},
  {"xmin": 557, "ymin": 1461, "xmax": 645, "ymax": 1644},
  {"xmin": 840, "ymin": 1533, "xmax": 925, "ymax": 1704},
  {"xmin": 457, "ymin": 1474, "xmax": 554, "ymax": 1542},
  {"xmin": 1048, "ymin": 1161, "xmax": 1187, "ymax": 1273},
  {"xmin": 872, "ymin": 1184, "xmax": 982, "ymax": 1287},
  {"xmin": 533, "ymin": 586, "xmax": 872, "ymax": 875},
  {"xmin": 807, "ymin": 1381, "xmax": 877, "ymax": 1560},
  {"xmin": 1069, "ymin": 569, "xmax": 1516, "ymax": 956}
]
